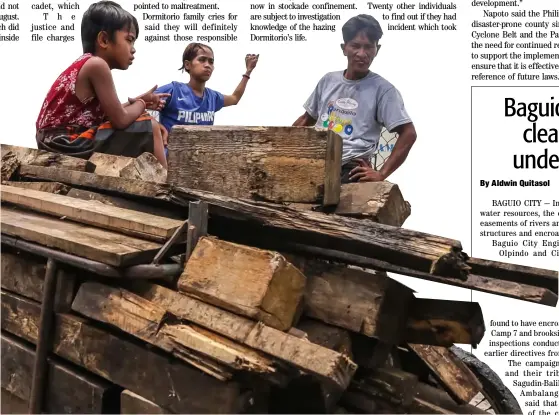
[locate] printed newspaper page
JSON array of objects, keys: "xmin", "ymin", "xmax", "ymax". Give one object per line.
[{"xmin": 0, "ymin": 0, "xmax": 557, "ymax": 413}]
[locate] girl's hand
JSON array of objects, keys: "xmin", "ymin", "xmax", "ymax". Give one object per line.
[{"xmin": 245, "ymin": 54, "xmax": 259, "ymax": 73}]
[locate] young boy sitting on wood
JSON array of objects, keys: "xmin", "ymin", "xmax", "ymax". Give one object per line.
[
  {"xmin": 151, "ymin": 43, "xmax": 259, "ymax": 149},
  {"xmin": 293, "ymin": 14, "xmax": 417, "ymax": 183},
  {"xmin": 35, "ymin": 1, "xmax": 170, "ymax": 168}
]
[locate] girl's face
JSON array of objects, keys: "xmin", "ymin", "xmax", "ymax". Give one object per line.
[{"xmin": 186, "ymin": 47, "xmax": 214, "ymax": 81}]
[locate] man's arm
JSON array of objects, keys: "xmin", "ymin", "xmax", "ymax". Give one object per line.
[
  {"xmin": 349, "ymin": 122, "xmax": 417, "ymax": 182},
  {"xmin": 292, "ymin": 112, "xmax": 317, "ymax": 126}
]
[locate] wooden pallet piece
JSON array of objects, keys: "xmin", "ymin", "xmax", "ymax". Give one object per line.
[
  {"xmin": 1, "ymin": 332, "xmax": 117, "ymax": 414},
  {"xmin": 0, "ymin": 290, "xmax": 251, "ymax": 414},
  {"xmin": 167, "ymin": 126, "xmax": 342, "ymax": 204},
  {"xmin": 1, "ymin": 250, "xmax": 75, "ymax": 312},
  {"xmin": 1, "ymin": 184, "xmax": 184, "ymax": 242},
  {"xmin": 123, "ymin": 280, "xmax": 357, "ymax": 390},
  {"xmin": 72, "ymin": 282, "xmax": 293, "ymax": 385},
  {"xmin": 1, "ymin": 207, "xmax": 162, "ymax": 266},
  {"xmin": 178, "ymin": 237, "xmax": 306, "ymax": 331}
]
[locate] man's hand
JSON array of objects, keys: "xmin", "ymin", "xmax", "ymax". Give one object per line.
[
  {"xmin": 245, "ymin": 54, "xmax": 259, "ymax": 73},
  {"xmin": 348, "ymin": 158, "xmax": 386, "ymax": 182}
]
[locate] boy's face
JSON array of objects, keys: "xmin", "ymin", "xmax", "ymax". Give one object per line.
[
  {"xmin": 100, "ymin": 29, "xmax": 136, "ymax": 70},
  {"xmin": 186, "ymin": 47, "xmax": 214, "ymax": 81},
  {"xmin": 342, "ymin": 30, "xmax": 379, "ymax": 74}
]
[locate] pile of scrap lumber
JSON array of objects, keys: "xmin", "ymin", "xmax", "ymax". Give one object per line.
[{"xmin": 1, "ymin": 129, "xmax": 557, "ymax": 414}]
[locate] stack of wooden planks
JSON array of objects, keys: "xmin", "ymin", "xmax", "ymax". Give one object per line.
[{"xmin": 1, "ymin": 136, "xmax": 557, "ymax": 414}]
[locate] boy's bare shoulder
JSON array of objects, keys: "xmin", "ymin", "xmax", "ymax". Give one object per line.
[{"xmin": 82, "ymin": 56, "xmax": 111, "ymax": 73}]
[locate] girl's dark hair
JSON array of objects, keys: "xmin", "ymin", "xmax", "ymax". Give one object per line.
[
  {"xmin": 342, "ymin": 14, "xmax": 383, "ymax": 44},
  {"xmin": 81, "ymin": 1, "xmax": 139, "ymax": 54},
  {"xmin": 179, "ymin": 43, "xmax": 213, "ymax": 72}
]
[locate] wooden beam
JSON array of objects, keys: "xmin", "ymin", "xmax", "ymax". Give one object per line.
[
  {"xmin": 1, "ymin": 332, "xmax": 117, "ymax": 414},
  {"xmin": 167, "ymin": 125, "xmax": 341, "ymax": 204},
  {"xmin": 1, "ymin": 184, "xmax": 184, "ymax": 242},
  {"xmin": 407, "ymin": 344, "xmax": 483, "ymax": 404},
  {"xmin": 18, "ymin": 166, "xmax": 470, "ymax": 279},
  {"xmin": 178, "ymin": 237, "xmax": 306, "ymax": 331},
  {"xmin": 1, "ymin": 207, "xmax": 162, "ymax": 266},
  {"xmin": 467, "ymin": 257, "xmax": 558, "ymax": 294},
  {"xmin": 286, "ymin": 256, "xmax": 414, "ymax": 343},
  {"xmin": 1, "ymin": 151, "xmax": 19, "ymax": 182},
  {"xmin": 1, "ymin": 250, "xmax": 75, "ymax": 312},
  {"xmin": 3, "ymin": 181, "xmax": 70, "ymax": 194},
  {"xmin": 1, "ymin": 144, "xmax": 94, "ymax": 172},
  {"xmin": 122, "ymin": 281, "xmax": 357, "ymax": 390},
  {"xmin": 121, "ymin": 390, "xmax": 169, "ymax": 414},
  {"xmin": 323, "ymin": 130, "xmax": 342, "ymax": 206},
  {"xmin": 405, "ymin": 298, "xmax": 485, "ymax": 347},
  {"xmin": 71, "ymin": 282, "xmax": 293, "ymax": 385},
  {"xmin": 89, "ymin": 152, "xmax": 166, "ymax": 183},
  {"xmin": 0, "ymin": 290, "xmax": 251, "ymax": 414}
]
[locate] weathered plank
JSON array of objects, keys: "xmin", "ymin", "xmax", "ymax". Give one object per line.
[
  {"xmin": 0, "ymin": 290, "xmax": 250, "ymax": 414},
  {"xmin": 296, "ymin": 318, "xmax": 353, "ymax": 359},
  {"xmin": 89, "ymin": 152, "xmax": 166, "ymax": 183},
  {"xmin": 1, "ymin": 151, "xmax": 19, "ymax": 182},
  {"xmin": 121, "ymin": 390, "xmax": 169, "ymax": 414},
  {"xmin": 405, "ymin": 298, "xmax": 485, "ymax": 347},
  {"xmin": 3, "ymin": 180, "xmax": 70, "ymax": 194},
  {"xmin": 1, "ymin": 207, "xmax": 162, "ymax": 266},
  {"xmin": 467, "ymin": 257, "xmax": 558, "ymax": 294},
  {"xmin": 408, "ymin": 382, "xmax": 489, "ymax": 414},
  {"xmin": 1, "ymin": 388, "xmax": 28, "ymax": 414},
  {"xmin": 178, "ymin": 237, "xmax": 306, "ymax": 331},
  {"xmin": 1, "ymin": 332, "xmax": 117, "ymax": 414},
  {"xmin": 124, "ymin": 281, "xmax": 357, "ymax": 389},
  {"xmin": 167, "ymin": 126, "xmax": 341, "ymax": 204},
  {"xmin": 1, "ymin": 184, "xmax": 184, "ymax": 241},
  {"xmin": 65, "ymin": 188, "xmax": 185, "ymax": 220},
  {"xmin": 1, "ymin": 250, "xmax": 75, "ymax": 312},
  {"xmin": 286, "ymin": 256, "xmax": 414, "ymax": 343},
  {"xmin": 71, "ymin": 282, "xmax": 292, "ymax": 385},
  {"xmin": 1, "ymin": 144, "xmax": 94, "ymax": 172},
  {"xmin": 407, "ymin": 344, "xmax": 483, "ymax": 404},
  {"xmin": 323, "ymin": 130, "xmax": 342, "ymax": 206},
  {"xmin": 18, "ymin": 165, "xmax": 470, "ymax": 279}
]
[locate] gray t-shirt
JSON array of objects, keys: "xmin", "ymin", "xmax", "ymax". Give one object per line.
[{"xmin": 303, "ymin": 71, "xmax": 412, "ymax": 164}]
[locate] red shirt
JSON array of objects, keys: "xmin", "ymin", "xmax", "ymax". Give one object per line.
[{"xmin": 36, "ymin": 54, "xmax": 105, "ymax": 131}]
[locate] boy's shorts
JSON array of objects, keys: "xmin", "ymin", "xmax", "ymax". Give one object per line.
[{"xmin": 36, "ymin": 114, "xmax": 154, "ymax": 160}]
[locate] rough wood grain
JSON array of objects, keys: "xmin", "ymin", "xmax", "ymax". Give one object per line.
[
  {"xmin": 407, "ymin": 344, "xmax": 482, "ymax": 404},
  {"xmin": 1, "ymin": 250, "xmax": 75, "ymax": 312},
  {"xmin": 405, "ymin": 298, "xmax": 485, "ymax": 347},
  {"xmin": 0, "ymin": 290, "xmax": 250, "ymax": 414},
  {"xmin": 296, "ymin": 318, "xmax": 353, "ymax": 359},
  {"xmin": 121, "ymin": 390, "xmax": 170, "ymax": 414},
  {"xmin": 467, "ymin": 257, "xmax": 558, "ymax": 294},
  {"xmin": 408, "ymin": 383, "xmax": 488, "ymax": 414},
  {"xmin": 1, "ymin": 151, "xmax": 19, "ymax": 181},
  {"xmin": 65, "ymin": 188, "xmax": 184, "ymax": 220},
  {"xmin": 167, "ymin": 126, "xmax": 339, "ymax": 204},
  {"xmin": 1, "ymin": 332, "xmax": 117, "ymax": 414},
  {"xmin": 1, "ymin": 144, "xmax": 94, "ymax": 172},
  {"xmin": 123, "ymin": 281, "xmax": 357, "ymax": 389},
  {"xmin": 1, "ymin": 184, "xmax": 184, "ymax": 241},
  {"xmin": 178, "ymin": 237, "xmax": 306, "ymax": 331},
  {"xmin": 71, "ymin": 282, "xmax": 292, "ymax": 385},
  {"xmin": 323, "ymin": 130, "xmax": 342, "ymax": 206},
  {"xmin": 17, "ymin": 165, "xmax": 470, "ymax": 278},
  {"xmin": 286, "ymin": 256, "xmax": 414, "ymax": 343},
  {"xmin": 89, "ymin": 152, "xmax": 166, "ymax": 183},
  {"xmin": 1, "ymin": 207, "xmax": 162, "ymax": 266},
  {"xmin": 3, "ymin": 180, "xmax": 70, "ymax": 194},
  {"xmin": 1, "ymin": 388, "xmax": 29, "ymax": 414}
]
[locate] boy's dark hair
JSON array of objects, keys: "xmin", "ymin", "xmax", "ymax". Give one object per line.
[
  {"xmin": 342, "ymin": 14, "xmax": 383, "ymax": 44},
  {"xmin": 81, "ymin": 1, "xmax": 139, "ymax": 54},
  {"xmin": 179, "ymin": 43, "xmax": 213, "ymax": 72}
]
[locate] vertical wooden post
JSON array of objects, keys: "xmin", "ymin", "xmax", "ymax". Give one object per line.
[
  {"xmin": 185, "ymin": 201, "xmax": 209, "ymax": 261},
  {"xmin": 29, "ymin": 258, "xmax": 58, "ymax": 414},
  {"xmin": 323, "ymin": 130, "xmax": 342, "ymax": 206}
]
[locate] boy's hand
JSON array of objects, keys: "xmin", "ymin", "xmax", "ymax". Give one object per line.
[
  {"xmin": 135, "ymin": 85, "xmax": 170, "ymax": 111},
  {"xmin": 245, "ymin": 54, "xmax": 259, "ymax": 73},
  {"xmin": 348, "ymin": 158, "xmax": 386, "ymax": 182}
]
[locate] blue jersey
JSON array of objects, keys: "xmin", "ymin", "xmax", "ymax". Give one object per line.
[{"xmin": 155, "ymin": 82, "xmax": 225, "ymax": 133}]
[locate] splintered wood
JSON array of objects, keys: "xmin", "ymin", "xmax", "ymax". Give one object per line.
[
  {"xmin": 89, "ymin": 152, "xmax": 167, "ymax": 183},
  {"xmin": 178, "ymin": 237, "xmax": 306, "ymax": 331},
  {"xmin": 167, "ymin": 126, "xmax": 342, "ymax": 204},
  {"xmin": 1, "ymin": 144, "xmax": 94, "ymax": 173}
]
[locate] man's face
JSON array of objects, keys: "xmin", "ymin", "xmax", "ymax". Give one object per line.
[{"xmin": 342, "ymin": 30, "xmax": 379, "ymax": 74}]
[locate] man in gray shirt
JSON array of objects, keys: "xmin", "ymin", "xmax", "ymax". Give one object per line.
[{"xmin": 293, "ymin": 14, "xmax": 417, "ymax": 183}]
